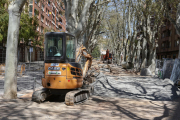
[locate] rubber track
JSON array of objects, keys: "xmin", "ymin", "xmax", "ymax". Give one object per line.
[
  {"xmin": 65, "ymin": 89, "xmax": 90, "ymax": 106},
  {"xmin": 32, "ymin": 88, "xmax": 49, "ymax": 103}
]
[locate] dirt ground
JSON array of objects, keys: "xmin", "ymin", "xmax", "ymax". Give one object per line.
[
  {"xmin": 0, "ymin": 60, "xmax": 180, "ymax": 120},
  {"xmin": 0, "ymin": 95, "xmax": 180, "ymax": 120}
]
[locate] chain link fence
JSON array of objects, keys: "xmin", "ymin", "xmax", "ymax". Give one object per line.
[{"xmin": 0, "ymin": 50, "xmax": 44, "ymax": 96}]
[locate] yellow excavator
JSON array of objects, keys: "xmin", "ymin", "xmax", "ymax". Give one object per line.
[{"xmin": 32, "ymin": 32, "xmax": 93, "ymax": 105}]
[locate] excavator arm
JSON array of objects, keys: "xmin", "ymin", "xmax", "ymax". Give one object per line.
[{"xmin": 76, "ymin": 45, "xmax": 92, "ymax": 78}]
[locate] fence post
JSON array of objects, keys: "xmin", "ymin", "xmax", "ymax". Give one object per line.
[{"xmin": 33, "ymin": 77, "xmax": 36, "ymax": 92}]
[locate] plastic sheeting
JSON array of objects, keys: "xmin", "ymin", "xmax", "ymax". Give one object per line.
[
  {"xmin": 162, "ymin": 59, "xmax": 174, "ymax": 80},
  {"xmin": 170, "ymin": 58, "xmax": 180, "ymax": 84}
]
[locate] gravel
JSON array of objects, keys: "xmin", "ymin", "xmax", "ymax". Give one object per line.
[{"xmin": 92, "ymin": 68, "xmax": 180, "ymax": 101}]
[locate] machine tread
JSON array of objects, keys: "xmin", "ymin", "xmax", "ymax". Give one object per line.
[
  {"xmin": 65, "ymin": 86, "xmax": 93, "ymax": 106},
  {"xmin": 32, "ymin": 88, "xmax": 49, "ymax": 103}
]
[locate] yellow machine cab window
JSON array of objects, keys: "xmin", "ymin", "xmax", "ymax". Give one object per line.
[
  {"xmin": 66, "ymin": 35, "xmax": 75, "ymax": 59},
  {"xmin": 46, "ymin": 36, "xmax": 63, "ymax": 57}
]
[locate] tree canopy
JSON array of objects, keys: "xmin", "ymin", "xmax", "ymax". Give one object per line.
[{"xmin": 0, "ymin": 1, "xmax": 43, "ymax": 47}]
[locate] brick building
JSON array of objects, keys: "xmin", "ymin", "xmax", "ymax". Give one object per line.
[
  {"xmin": 156, "ymin": 19, "xmax": 179, "ymax": 59},
  {"xmin": 0, "ymin": 0, "xmax": 67, "ymax": 63},
  {"xmin": 29, "ymin": 0, "xmax": 66, "ymax": 32},
  {"xmin": 19, "ymin": 0, "xmax": 66, "ymax": 62}
]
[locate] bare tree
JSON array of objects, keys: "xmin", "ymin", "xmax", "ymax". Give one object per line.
[
  {"xmin": 63, "ymin": 0, "xmax": 109, "ymax": 46},
  {"xmin": 135, "ymin": 0, "xmax": 165, "ymax": 74},
  {"xmin": 4, "ymin": 0, "xmax": 27, "ymax": 99}
]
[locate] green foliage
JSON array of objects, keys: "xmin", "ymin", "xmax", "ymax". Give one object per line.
[
  {"xmin": 91, "ymin": 46, "xmax": 100, "ymax": 58},
  {"xmin": 0, "ymin": 1, "xmax": 43, "ymax": 47},
  {"xmin": 19, "ymin": 4, "xmax": 43, "ymax": 48},
  {"xmin": 0, "ymin": 0, "xmax": 8, "ymax": 42}
]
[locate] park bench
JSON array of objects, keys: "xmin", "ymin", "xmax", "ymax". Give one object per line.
[{"xmin": 0, "ymin": 64, "xmax": 26, "ymax": 76}]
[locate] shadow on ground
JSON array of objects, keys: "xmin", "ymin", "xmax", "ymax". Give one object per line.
[
  {"xmin": 93, "ymin": 74, "xmax": 180, "ymax": 101},
  {"xmin": 0, "ymin": 95, "xmax": 179, "ymax": 120}
]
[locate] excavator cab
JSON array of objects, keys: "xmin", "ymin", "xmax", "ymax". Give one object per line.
[
  {"xmin": 45, "ymin": 32, "xmax": 76, "ymax": 63},
  {"xmin": 32, "ymin": 32, "xmax": 92, "ymax": 105},
  {"xmin": 43, "ymin": 32, "xmax": 83, "ymax": 89}
]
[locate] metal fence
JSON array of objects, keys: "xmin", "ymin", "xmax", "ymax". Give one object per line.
[
  {"xmin": 156, "ymin": 59, "xmax": 163, "ymax": 69},
  {"xmin": 155, "ymin": 58, "xmax": 175, "ymax": 79},
  {"xmin": 0, "ymin": 51, "xmax": 44, "ymax": 96},
  {"xmin": 0, "ymin": 47, "xmax": 6, "ymax": 64}
]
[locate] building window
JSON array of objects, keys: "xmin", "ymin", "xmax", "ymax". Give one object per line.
[
  {"xmin": 167, "ymin": 41, "xmax": 171, "ymax": 48},
  {"xmin": 174, "ymin": 40, "xmax": 179, "ymax": 47},
  {"xmin": 34, "ymin": 9, "xmax": 38, "ymax": 16},
  {"xmin": 56, "ymin": 12, "xmax": 58, "ymax": 17},
  {"xmin": 41, "ymin": 15, "xmax": 44, "ymax": 22},
  {"xmin": 38, "ymin": 1, "xmax": 40, "ymax": 7},
  {"xmin": 162, "ymin": 43, "xmax": 165, "ymax": 48},
  {"xmin": 59, "ymin": 18, "xmax": 62, "ymax": 24},
  {"xmin": 162, "ymin": 32, "xmax": 165, "ymax": 38},
  {"xmin": 169, "ymin": 41, "xmax": 171, "ymax": 48},
  {"xmin": 45, "ymin": 19, "xmax": 47, "ymax": 25},
  {"xmin": 52, "ymin": 15, "xmax": 55, "ymax": 22},
  {"xmin": 37, "ymin": 26, "xmax": 39, "ymax": 31},
  {"xmin": 29, "ymin": 0, "xmax": 33, "ymax": 4},
  {"xmin": 52, "ymin": 7, "xmax": 55, "ymax": 14},
  {"xmin": 59, "ymin": 25, "xmax": 62, "ymax": 29},
  {"xmin": 41, "ymin": 3, "xmax": 44, "ymax": 11},
  {"xmin": 29, "ymin": 5, "xmax": 33, "ymax": 17},
  {"xmin": 41, "ymin": 26, "xmax": 44, "ymax": 33},
  {"xmin": 167, "ymin": 30, "xmax": 171, "ymax": 37},
  {"xmin": 48, "ymin": 0, "xmax": 50, "ymax": 6},
  {"xmin": 170, "ymin": 30, "xmax": 171, "ymax": 36}
]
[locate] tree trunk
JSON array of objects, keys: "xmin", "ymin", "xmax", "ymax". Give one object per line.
[
  {"xmin": 148, "ymin": 48, "xmax": 156, "ymax": 75},
  {"xmin": 134, "ymin": 40, "xmax": 141, "ymax": 71},
  {"xmin": 119, "ymin": 51, "xmax": 122, "ymax": 65},
  {"xmin": 3, "ymin": 0, "xmax": 26, "ymax": 99},
  {"xmin": 141, "ymin": 38, "xmax": 147, "ymax": 68}
]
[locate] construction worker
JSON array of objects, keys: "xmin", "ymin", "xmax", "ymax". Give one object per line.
[{"xmin": 106, "ymin": 49, "xmax": 109, "ymax": 64}]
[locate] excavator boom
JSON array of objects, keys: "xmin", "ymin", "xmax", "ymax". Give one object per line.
[{"xmin": 76, "ymin": 45, "xmax": 92, "ymax": 78}]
